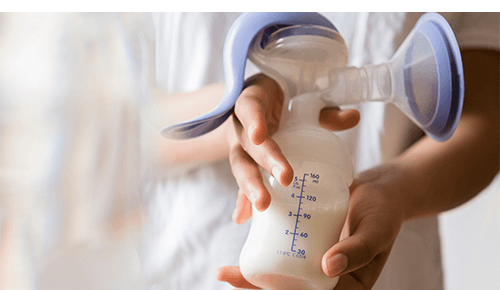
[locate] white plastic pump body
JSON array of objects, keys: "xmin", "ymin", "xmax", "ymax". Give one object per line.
[{"xmin": 238, "ymin": 26, "xmax": 355, "ymax": 290}]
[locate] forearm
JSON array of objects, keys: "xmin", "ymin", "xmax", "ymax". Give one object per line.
[
  {"xmin": 154, "ymin": 120, "xmax": 231, "ymax": 168},
  {"xmin": 397, "ymin": 114, "xmax": 498, "ymax": 220},
  {"xmin": 149, "ymin": 83, "xmax": 231, "ymax": 168},
  {"xmin": 355, "ymin": 49, "xmax": 499, "ymax": 221}
]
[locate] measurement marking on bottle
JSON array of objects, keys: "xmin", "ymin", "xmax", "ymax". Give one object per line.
[{"xmin": 291, "ymin": 173, "xmax": 308, "ymax": 252}]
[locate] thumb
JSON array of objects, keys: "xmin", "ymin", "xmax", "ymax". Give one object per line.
[
  {"xmin": 216, "ymin": 266, "xmax": 260, "ymax": 289},
  {"xmin": 319, "ymin": 107, "xmax": 360, "ymax": 131},
  {"xmin": 320, "ymin": 196, "xmax": 401, "ymax": 277},
  {"xmin": 321, "ymin": 230, "xmax": 379, "ymax": 278},
  {"xmin": 320, "ymin": 232, "xmax": 394, "ymax": 290}
]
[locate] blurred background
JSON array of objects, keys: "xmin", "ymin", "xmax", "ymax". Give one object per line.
[
  {"xmin": 0, "ymin": 12, "xmax": 498, "ymax": 290},
  {"xmin": 0, "ymin": 13, "xmax": 145, "ymax": 290}
]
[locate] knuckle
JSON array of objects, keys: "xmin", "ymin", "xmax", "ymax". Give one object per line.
[
  {"xmin": 357, "ymin": 237, "xmax": 377, "ymax": 264},
  {"xmin": 261, "ymin": 152, "xmax": 274, "ymax": 170},
  {"xmin": 228, "ymin": 146, "xmax": 262, "ymax": 190},
  {"xmin": 229, "ymin": 145, "xmax": 247, "ymax": 166},
  {"xmin": 241, "ymin": 84, "xmax": 268, "ymax": 108}
]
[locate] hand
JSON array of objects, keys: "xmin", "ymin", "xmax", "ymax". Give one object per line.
[
  {"xmin": 319, "ymin": 164, "xmax": 405, "ymax": 290},
  {"xmin": 217, "ymin": 164, "xmax": 407, "ymax": 290},
  {"xmin": 227, "ymin": 73, "xmax": 360, "ymax": 225}
]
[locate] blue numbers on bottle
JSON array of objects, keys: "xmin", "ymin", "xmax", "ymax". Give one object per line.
[
  {"xmin": 297, "ymin": 249, "xmax": 306, "ymax": 255},
  {"xmin": 285, "ymin": 230, "xmax": 289, "ymax": 235},
  {"xmin": 310, "ymin": 173, "xmax": 319, "ymax": 183},
  {"xmin": 293, "ymin": 176, "xmax": 300, "ymax": 188},
  {"xmin": 288, "ymin": 211, "xmax": 292, "ymax": 216},
  {"xmin": 303, "ymin": 213, "xmax": 311, "ymax": 219},
  {"xmin": 306, "ymin": 195, "xmax": 316, "ymax": 202},
  {"xmin": 300, "ymin": 232, "xmax": 308, "ymax": 238}
]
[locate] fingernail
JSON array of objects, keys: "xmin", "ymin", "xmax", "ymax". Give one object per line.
[
  {"xmin": 327, "ymin": 253, "xmax": 348, "ymax": 277},
  {"xmin": 272, "ymin": 166, "xmax": 282, "ymax": 182},
  {"xmin": 248, "ymin": 125, "xmax": 256, "ymax": 140},
  {"xmin": 232, "ymin": 208, "xmax": 238, "ymax": 222},
  {"xmin": 232, "ymin": 195, "xmax": 241, "ymax": 222}
]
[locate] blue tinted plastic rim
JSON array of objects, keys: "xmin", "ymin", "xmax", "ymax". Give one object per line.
[{"xmin": 414, "ymin": 13, "xmax": 464, "ymax": 142}]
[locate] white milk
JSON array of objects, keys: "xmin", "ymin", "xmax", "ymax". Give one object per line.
[{"xmin": 240, "ymin": 153, "xmax": 351, "ymax": 290}]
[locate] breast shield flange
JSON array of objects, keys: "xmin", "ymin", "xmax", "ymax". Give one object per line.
[{"xmin": 395, "ymin": 12, "xmax": 464, "ymax": 142}]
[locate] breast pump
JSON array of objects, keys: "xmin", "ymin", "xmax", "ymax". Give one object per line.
[{"xmin": 161, "ymin": 12, "xmax": 464, "ymax": 290}]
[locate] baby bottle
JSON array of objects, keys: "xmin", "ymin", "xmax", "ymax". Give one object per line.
[{"xmin": 238, "ymin": 25, "xmax": 354, "ymax": 290}]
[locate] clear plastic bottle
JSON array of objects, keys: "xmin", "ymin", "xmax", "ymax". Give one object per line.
[{"xmin": 238, "ymin": 25, "xmax": 354, "ymax": 290}]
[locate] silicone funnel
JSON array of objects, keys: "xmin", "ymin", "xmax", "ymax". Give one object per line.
[
  {"xmin": 396, "ymin": 13, "xmax": 464, "ymax": 141},
  {"xmin": 161, "ymin": 12, "xmax": 464, "ymax": 142},
  {"xmin": 317, "ymin": 13, "xmax": 464, "ymax": 141}
]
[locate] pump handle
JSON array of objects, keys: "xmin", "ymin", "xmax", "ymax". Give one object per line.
[{"xmin": 161, "ymin": 12, "xmax": 337, "ymax": 139}]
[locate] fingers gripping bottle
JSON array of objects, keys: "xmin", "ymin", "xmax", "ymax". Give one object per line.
[{"xmin": 238, "ymin": 25, "xmax": 354, "ymax": 290}]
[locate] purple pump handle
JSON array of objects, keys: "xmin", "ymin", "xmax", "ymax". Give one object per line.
[{"xmin": 160, "ymin": 12, "xmax": 336, "ymax": 139}]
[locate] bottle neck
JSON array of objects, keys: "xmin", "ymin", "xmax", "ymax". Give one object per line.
[{"xmin": 280, "ymin": 92, "xmax": 325, "ymax": 132}]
